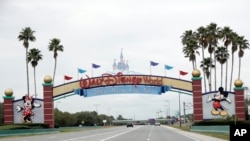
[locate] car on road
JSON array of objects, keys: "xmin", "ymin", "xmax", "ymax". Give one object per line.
[
  {"xmin": 155, "ymin": 122, "xmax": 160, "ymax": 126},
  {"xmin": 127, "ymin": 123, "xmax": 133, "ymax": 128}
]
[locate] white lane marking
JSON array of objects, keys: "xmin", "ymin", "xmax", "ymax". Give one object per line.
[
  {"xmin": 100, "ymin": 127, "xmax": 140, "ymax": 141},
  {"xmin": 147, "ymin": 125, "xmax": 153, "ymax": 141},
  {"xmin": 62, "ymin": 127, "xmax": 140, "ymax": 141}
]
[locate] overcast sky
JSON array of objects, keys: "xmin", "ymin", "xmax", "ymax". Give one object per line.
[{"xmin": 1, "ymin": 0, "xmax": 250, "ymax": 120}]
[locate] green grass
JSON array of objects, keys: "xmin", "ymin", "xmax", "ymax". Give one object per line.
[
  {"xmin": 170, "ymin": 124, "xmax": 229, "ymax": 141},
  {"xmin": 0, "ymin": 124, "xmax": 31, "ymax": 130}
]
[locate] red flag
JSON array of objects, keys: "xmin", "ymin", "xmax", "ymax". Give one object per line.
[
  {"xmin": 179, "ymin": 70, "xmax": 188, "ymax": 76},
  {"xmin": 64, "ymin": 75, "xmax": 73, "ymax": 80}
]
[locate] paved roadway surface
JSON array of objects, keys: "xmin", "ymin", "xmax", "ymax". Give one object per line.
[{"xmin": 0, "ymin": 125, "xmax": 228, "ymax": 141}]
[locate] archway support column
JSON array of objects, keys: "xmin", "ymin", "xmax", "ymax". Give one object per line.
[
  {"xmin": 234, "ymin": 87, "xmax": 246, "ymax": 120},
  {"xmin": 43, "ymin": 82, "xmax": 54, "ymax": 128},
  {"xmin": 192, "ymin": 77, "xmax": 203, "ymax": 121},
  {"xmin": 3, "ymin": 95, "xmax": 14, "ymax": 124}
]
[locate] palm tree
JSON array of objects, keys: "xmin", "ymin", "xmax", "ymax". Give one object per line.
[
  {"xmin": 27, "ymin": 48, "xmax": 43, "ymax": 97},
  {"xmin": 206, "ymin": 23, "xmax": 220, "ymax": 90},
  {"xmin": 48, "ymin": 38, "xmax": 64, "ymax": 84},
  {"xmin": 200, "ymin": 57, "xmax": 215, "ymax": 91},
  {"xmin": 181, "ymin": 30, "xmax": 200, "ymax": 69},
  {"xmin": 17, "ymin": 27, "xmax": 36, "ymax": 96},
  {"xmin": 215, "ymin": 47, "xmax": 229, "ymax": 87},
  {"xmin": 237, "ymin": 36, "xmax": 250, "ymax": 79},
  {"xmin": 218, "ymin": 26, "xmax": 234, "ymax": 90},
  {"xmin": 197, "ymin": 26, "xmax": 209, "ymax": 92},
  {"xmin": 229, "ymin": 32, "xmax": 239, "ymax": 91}
]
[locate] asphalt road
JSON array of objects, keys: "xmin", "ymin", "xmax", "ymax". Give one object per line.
[{"xmin": 0, "ymin": 125, "xmax": 227, "ymax": 141}]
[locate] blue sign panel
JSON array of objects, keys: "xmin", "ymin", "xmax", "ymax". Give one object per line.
[{"xmin": 74, "ymin": 85, "xmax": 171, "ymax": 97}]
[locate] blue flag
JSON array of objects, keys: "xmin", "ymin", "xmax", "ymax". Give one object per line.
[
  {"xmin": 150, "ymin": 61, "xmax": 159, "ymax": 66},
  {"xmin": 78, "ymin": 68, "xmax": 86, "ymax": 73},
  {"xmin": 92, "ymin": 63, "xmax": 101, "ymax": 69},
  {"xmin": 165, "ymin": 65, "xmax": 173, "ymax": 70}
]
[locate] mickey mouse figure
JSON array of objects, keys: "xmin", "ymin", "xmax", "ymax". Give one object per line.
[
  {"xmin": 16, "ymin": 94, "xmax": 41, "ymax": 123},
  {"xmin": 207, "ymin": 87, "xmax": 231, "ymax": 116}
]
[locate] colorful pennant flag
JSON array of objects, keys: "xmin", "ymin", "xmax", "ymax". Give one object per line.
[
  {"xmin": 64, "ymin": 75, "xmax": 73, "ymax": 80},
  {"xmin": 92, "ymin": 63, "xmax": 101, "ymax": 69},
  {"xmin": 179, "ymin": 70, "xmax": 188, "ymax": 76},
  {"xmin": 165, "ymin": 65, "xmax": 173, "ymax": 70},
  {"xmin": 150, "ymin": 61, "xmax": 159, "ymax": 66},
  {"xmin": 78, "ymin": 68, "xmax": 86, "ymax": 73}
]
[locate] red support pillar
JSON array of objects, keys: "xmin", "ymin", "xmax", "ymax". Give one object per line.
[
  {"xmin": 192, "ymin": 70, "xmax": 203, "ymax": 122},
  {"xmin": 43, "ymin": 76, "xmax": 54, "ymax": 128},
  {"xmin": 3, "ymin": 88, "xmax": 14, "ymax": 124},
  {"xmin": 234, "ymin": 86, "xmax": 245, "ymax": 120}
]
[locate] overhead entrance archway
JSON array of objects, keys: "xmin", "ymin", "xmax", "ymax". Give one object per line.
[
  {"xmin": 3, "ymin": 69, "xmax": 246, "ymax": 128},
  {"xmin": 52, "ymin": 73, "xmax": 193, "ymax": 100}
]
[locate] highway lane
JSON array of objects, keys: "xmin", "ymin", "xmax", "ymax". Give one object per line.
[
  {"xmin": 0, "ymin": 125, "xmax": 201, "ymax": 141},
  {"xmin": 103, "ymin": 125, "xmax": 198, "ymax": 141}
]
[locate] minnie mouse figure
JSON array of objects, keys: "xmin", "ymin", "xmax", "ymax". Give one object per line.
[
  {"xmin": 207, "ymin": 87, "xmax": 231, "ymax": 116},
  {"xmin": 16, "ymin": 94, "xmax": 41, "ymax": 123}
]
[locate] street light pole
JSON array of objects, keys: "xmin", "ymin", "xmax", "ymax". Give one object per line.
[
  {"xmin": 183, "ymin": 102, "xmax": 186, "ymax": 124},
  {"xmin": 94, "ymin": 104, "xmax": 100, "ymax": 114},
  {"xmin": 55, "ymin": 101, "xmax": 61, "ymax": 109},
  {"xmin": 165, "ymin": 100, "xmax": 170, "ymax": 124},
  {"xmin": 179, "ymin": 92, "xmax": 181, "ymax": 127}
]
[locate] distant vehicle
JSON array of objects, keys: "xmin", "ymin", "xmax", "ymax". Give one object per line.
[
  {"xmin": 155, "ymin": 122, "xmax": 160, "ymax": 126},
  {"xmin": 127, "ymin": 123, "xmax": 133, "ymax": 128}
]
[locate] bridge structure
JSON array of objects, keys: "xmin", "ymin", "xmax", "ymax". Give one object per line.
[{"xmin": 3, "ymin": 69, "xmax": 246, "ymax": 128}]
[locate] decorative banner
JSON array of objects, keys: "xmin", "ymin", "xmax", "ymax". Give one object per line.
[
  {"xmin": 150, "ymin": 61, "xmax": 159, "ymax": 66},
  {"xmin": 179, "ymin": 70, "xmax": 188, "ymax": 76},
  {"xmin": 78, "ymin": 68, "xmax": 86, "ymax": 73},
  {"xmin": 92, "ymin": 63, "xmax": 101, "ymax": 69},
  {"xmin": 165, "ymin": 65, "xmax": 173, "ymax": 70},
  {"xmin": 64, "ymin": 75, "xmax": 73, "ymax": 80}
]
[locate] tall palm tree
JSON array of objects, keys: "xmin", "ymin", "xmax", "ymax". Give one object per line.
[
  {"xmin": 215, "ymin": 47, "xmax": 229, "ymax": 87},
  {"xmin": 48, "ymin": 38, "xmax": 64, "ymax": 84},
  {"xmin": 181, "ymin": 30, "xmax": 200, "ymax": 69},
  {"xmin": 200, "ymin": 57, "xmax": 215, "ymax": 91},
  {"xmin": 197, "ymin": 26, "xmax": 209, "ymax": 92},
  {"xmin": 229, "ymin": 32, "xmax": 239, "ymax": 91},
  {"xmin": 218, "ymin": 26, "xmax": 233, "ymax": 90},
  {"xmin": 27, "ymin": 48, "xmax": 43, "ymax": 97},
  {"xmin": 17, "ymin": 27, "xmax": 36, "ymax": 96},
  {"xmin": 237, "ymin": 36, "xmax": 250, "ymax": 79},
  {"xmin": 206, "ymin": 23, "xmax": 220, "ymax": 90}
]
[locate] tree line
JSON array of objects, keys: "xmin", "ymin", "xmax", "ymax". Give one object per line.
[
  {"xmin": 53, "ymin": 108, "xmax": 117, "ymax": 127},
  {"xmin": 0, "ymin": 102, "xmax": 131, "ymax": 126}
]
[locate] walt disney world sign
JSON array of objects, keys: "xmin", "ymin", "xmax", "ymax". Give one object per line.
[
  {"xmin": 52, "ymin": 72, "xmax": 192, "ymax": 99},
  {"xmin": 75, "ymin": 72, "xmax": 171, "ymax": 97}
]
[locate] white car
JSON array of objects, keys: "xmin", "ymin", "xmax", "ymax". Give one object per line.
[{"xmin": 155, "ymin": 122, "xmax": 160, "ymax": 126}]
